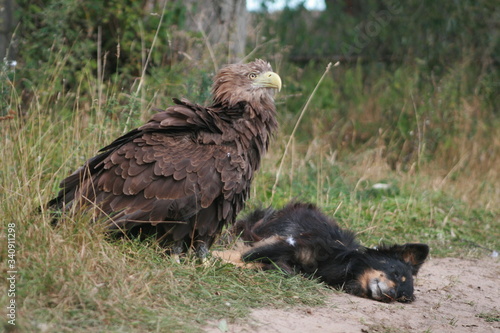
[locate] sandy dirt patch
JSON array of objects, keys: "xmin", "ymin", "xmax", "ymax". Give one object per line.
[{"xmin": 205, "ymin": 257, "xmax": 500, "ymax": 333}]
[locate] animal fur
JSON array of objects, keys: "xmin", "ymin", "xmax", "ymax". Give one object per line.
[{"xmin": 234, "ymin": 202, "xmax": 429, "ymax": 302}]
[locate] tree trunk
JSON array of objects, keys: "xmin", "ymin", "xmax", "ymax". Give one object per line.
[
  {"xmin": 0, "ymin": 0, "xmax": 18, "ymax": 60},
  {"xmin": 183, "ymin": 0, "xmax": 248, "ymax": 65}
]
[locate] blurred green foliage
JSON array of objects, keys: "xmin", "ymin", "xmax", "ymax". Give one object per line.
[
  {"xmin": 274, "ymin": 59, "xmax": 499, "ymax": 169},
  {"xmin": 10, "ymin": 0, "xmax": 500, "ymax": 169},
  {"xmin": 253, "ymin": 0, "xmax": 499, "ymax": 116},
  {"xmin": 249, "ymin": 1, "xmax": 499, "ymax": 169},
  {"xmin": 14, "ymin": 0, "xmax": 204, "ymax": 104},
  {"xmin": 17, "ymin": 0, "xmax": 184, "ymax": 77},
  {"xmin": 12, "ymin": 0, "xmax": 217, "ymax": 129},
  {"xmin": 256, "ymin": 0, "xmax": 499, "ymax": 69}
]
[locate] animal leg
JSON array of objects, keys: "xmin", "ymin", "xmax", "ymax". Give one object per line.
[
  {"xmin": 170, "ymin": 241, "xmax": 185, "ymax": 263},
  {"xmin": 242, "ymin": 240, "xmax": 295, "ymax": 273},
  {"xmin": 195, "ymin": 242, "xmax": 209, "ymax": 261}
]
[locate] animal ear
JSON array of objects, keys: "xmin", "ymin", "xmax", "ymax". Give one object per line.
[{"xmin": 396, "ymin": 243, "xmax": 430, "ymax": 275}]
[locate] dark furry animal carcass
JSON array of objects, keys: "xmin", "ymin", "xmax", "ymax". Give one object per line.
[
  {"xmin": 48, "ymin": 59, "xmax": 281, "ymax": 257},
  {"xmin": 234, "ymin": 202, "xmax": 429, "ymax": 302}
]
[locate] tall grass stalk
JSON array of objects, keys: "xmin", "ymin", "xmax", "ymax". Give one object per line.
[
  {"xmin": 124, "ymin": 0, "xmax": 168, "ymax": 132},
  {"xmin": 271, "ymin": 61, "xmax": 338, "ymax": 201}
]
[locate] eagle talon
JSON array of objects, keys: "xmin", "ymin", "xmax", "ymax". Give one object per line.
[{"xmin": 195, "ymin": 242, "xmax": 209, "ymax": 260}]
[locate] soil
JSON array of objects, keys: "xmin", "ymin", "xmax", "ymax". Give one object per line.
[{"xmin": 205, "ymin": 256, "xmax": 500, "ymax": 333}]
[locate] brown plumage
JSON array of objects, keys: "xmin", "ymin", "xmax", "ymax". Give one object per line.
[{"xmin": 48, "ymin": 59, "xmax": 282, "ymax": 257}]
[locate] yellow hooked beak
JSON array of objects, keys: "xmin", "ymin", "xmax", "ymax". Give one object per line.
[{"xmin": 253, "ymin": 71, "xmax": 282, "ymax": 91}]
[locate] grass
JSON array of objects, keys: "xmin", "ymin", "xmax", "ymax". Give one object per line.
[
  {"xmin": 17, "ymin": 224, "xmax": 326, "ymax": 332},
  {"xmin": 255, "ymin": 141, "xmax": 499, "ymax": 258},
  {"xmin": 1, "ymin": 49, "xmax": 499, "ymax": 332},
  {"xmin": 477, "ymin": 311, "xmax": 500, "ymax": 323}
]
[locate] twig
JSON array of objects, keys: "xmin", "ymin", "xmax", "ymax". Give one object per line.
[
  {"xmin": 241, "ymin": 38, "xmax": 279, "ymax": 63},
  {"xmin": 96, "ymin": 26, "xmax": 107, "ymax": 118},
  {"xmin": 124, "ymin": 1, "xmax": 168, "ymax": 132},
  {"xmin": 410, "ymin": 93, "xmax": 424, "ymax": 168},
  {"xmin": 271, "ymin": 61, "xmax": 339, "ymax": 202},
  {"xmin": 196, "ymin": 13, "xmax": 218, "ymax": 72}
]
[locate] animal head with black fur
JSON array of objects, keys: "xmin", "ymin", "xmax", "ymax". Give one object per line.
[{"xmin": 235, "ymin": 202, "xmax": 429, "ymax": 302}]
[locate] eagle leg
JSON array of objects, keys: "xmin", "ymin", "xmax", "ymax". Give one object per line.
[
  {"xmin": 195, "ymin": 242, "xmax": 209, "ymax": 260},
  {"xmin": 170, "ymin": 240, "xmax": 185, "ymax": 264}
]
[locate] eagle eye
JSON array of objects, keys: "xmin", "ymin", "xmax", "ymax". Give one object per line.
[{"xmin": 248, "ymin": 73, "xmax": 258, "ymax": 79}]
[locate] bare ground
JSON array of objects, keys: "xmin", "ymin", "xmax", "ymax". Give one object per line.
[{"xmin": 205, "ymin": 256, "xmax": 500, "ymax": 333}]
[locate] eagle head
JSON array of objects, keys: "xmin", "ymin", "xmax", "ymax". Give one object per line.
[{"xmin": 211, "ymin": 59, "xmax": 282, "ymax": 108}]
